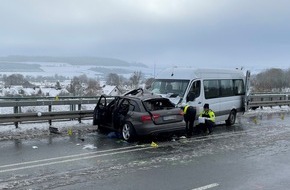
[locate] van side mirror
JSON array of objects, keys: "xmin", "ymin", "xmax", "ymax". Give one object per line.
[{"xmin": 186, "ymin": 92, "xmax": 196, "ymax": 102}]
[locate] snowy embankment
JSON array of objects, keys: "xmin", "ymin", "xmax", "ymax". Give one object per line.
[
  {"xmin": 245, "ymin": 105, "xmax": 290, "ymax": 115},
  {"xmin": 0, "ymin": 119, "xmax": 97, "ymax": 141},
  {"xmin": 0, "ymin": 106, "xmax": 289, "ymax": 141}
]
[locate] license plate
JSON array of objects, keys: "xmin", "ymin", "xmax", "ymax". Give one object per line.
[{"xmin": 163, "ymin": 115, "xmax": 176, "ymax": 121}]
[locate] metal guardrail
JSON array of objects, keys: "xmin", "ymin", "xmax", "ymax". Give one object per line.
[
  {"xmin": 0, "ymin": 94, "xmax": 289, "ymax": 128},
  {"xmin": 248, "ymin": 93, "xmax": 290, "ymax": 109},
  {"xmin": 0, "ymin": 110, "xmax": 93, "ymax": 124},
  {"xmin": 0, "ymin": 98, "xmax": 100, "ymax": 128}
]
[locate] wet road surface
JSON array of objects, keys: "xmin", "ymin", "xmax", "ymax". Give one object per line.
[{"xmin": 1, "ymin": 111, "xmax": 290, "ymax": 189}]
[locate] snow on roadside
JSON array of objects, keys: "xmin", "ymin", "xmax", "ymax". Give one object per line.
[
  {"xmin": 0, "ymin": 119, "xmax": 97, "ymax": 141},
  {"xmin": 245, "ymin": 105, "xmax": 290, "ymax": 116}
]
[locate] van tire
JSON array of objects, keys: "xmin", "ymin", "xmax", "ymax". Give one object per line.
[{"xmin": 226, "ymin": 110, "xmax": 236, "ymax": 126}]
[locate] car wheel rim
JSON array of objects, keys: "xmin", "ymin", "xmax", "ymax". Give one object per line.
[{"xmin": 122, "ymin": 124, "xmax": 130, "ymax": 140}]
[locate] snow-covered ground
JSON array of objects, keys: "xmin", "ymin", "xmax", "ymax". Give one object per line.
[
  {"xmin": 0, "ymin": 105, "xmax": 289, "ymax": 141},
  {"xmin": 246, "ymin": 105, "xmax": 290, "ymax": 115},
  {"xmin": 0, "ymin": 119, "xmax": 97, "ymax": 141}
]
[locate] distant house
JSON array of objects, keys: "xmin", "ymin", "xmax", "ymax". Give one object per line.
[{"xmin": 101, "ymin": 85, "xmax": 121, "ymax": 96}]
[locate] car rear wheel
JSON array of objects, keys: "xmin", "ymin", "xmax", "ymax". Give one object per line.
[
  {"xmin": 226, "ymin": 110, "xmax": 236, "ymax": 126},
  {"xmin": 121, "ymin": 122, "xmax": 136, "ymax": 142}
]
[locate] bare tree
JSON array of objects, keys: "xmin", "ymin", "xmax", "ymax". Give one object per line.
[
  {"xmin": 144, "ymin": 77, "xmax": 155, "ymax": 89},
  {"xmin": 253, "ymin": 68, "xmax": 288, "ymax": 92},
  {"xmin": 3, "ymin": 74, "xmax": 26, "ymax": 87},
  {"xmin": 129, "ymin": 71, "xmax": 143, "ymax": 88},
  {"xmin": 78, "ymin": 74, "xmax": 88, "ymax": 84},
  {"xmin": 69, "ymin": 76, "xmax": 83, "ymax": 96},
  {"xmin": 285, "ymin": 68, "xmax": 290, "ymax": 89},
  {"xmin": 55, "ymin": 81, "xmax": 61, "ymax": 90},
  {"xmin": 106, "ymin": 73, "xmax": 120, "ymax": 86},
  {"xmin": 85, "ymin": 79, "xmax": 101, "ymax": 96}
]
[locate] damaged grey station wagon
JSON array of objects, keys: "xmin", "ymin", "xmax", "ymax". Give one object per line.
[{"xmin": 93, "ymin": 88, "xmax": 186, "ymax": 142}]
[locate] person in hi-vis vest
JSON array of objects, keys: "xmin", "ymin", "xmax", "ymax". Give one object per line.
[{"xmin": 198, "ymin": 103, "xmax": 215, "ymax": 135}]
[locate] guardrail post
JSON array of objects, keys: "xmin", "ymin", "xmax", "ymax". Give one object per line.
[
  {"xmin": 78, "ymin": 104, "xmax": 81, "ymax": 123},
  {"xmin": 70, "ymin": 104, "xmax": 75, "ymax": 111},
  {"xmin": 13, "ymin": 106, "xmax": 19, "ymax": 128},
  {"xmin": 70, "ymin": 104, "xmax": 75, "ymax": 120},
  {"xmin": 48, "ymin": 105, "xmax": 52, "ymax": 125}
]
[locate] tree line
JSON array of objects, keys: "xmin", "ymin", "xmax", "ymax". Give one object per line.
[
  {"xmin": 0, "ymin": 71, "xmax": 153, "ymax": 96},
  {"xmin": 251, "ymin": 68, "xmax": 290, "ymax": 92}
]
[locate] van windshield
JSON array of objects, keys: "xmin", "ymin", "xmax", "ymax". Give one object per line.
[{"xmin": 150, "ymin": 79, "xmax": 190, "ymax": 97}]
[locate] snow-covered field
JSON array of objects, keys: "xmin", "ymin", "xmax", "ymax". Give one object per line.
[{"xmin": 0, "ymin": 62, "xmax": 157, "ymax": 79}]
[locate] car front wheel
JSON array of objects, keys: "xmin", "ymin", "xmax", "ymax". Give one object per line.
[{"xmin": 121, "ymin": 122, "xmax": 136, "ymax": 142}]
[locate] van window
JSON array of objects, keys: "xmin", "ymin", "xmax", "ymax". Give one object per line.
[
  {"xmin": 189, "ymin": 80, "xmax": 201, "ymax": 98},
  {"xmin": 220, "ymin": 79, "xmax": 234, "ymax": 97},
  {"xmin": 233, "ymin": 79, "xmax": 245, "ymax": 95},
  {"xmin": 204, "ymin": 79, "xmax": 245, "ymax": 99},
  {"xmin": 204, "ymin": 80, "xmax": 219, "ymax": 99}
]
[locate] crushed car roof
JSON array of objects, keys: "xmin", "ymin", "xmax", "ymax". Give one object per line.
[{"xmin": 121, "ymin": 88, "xmax": 163, "ymax": 101}]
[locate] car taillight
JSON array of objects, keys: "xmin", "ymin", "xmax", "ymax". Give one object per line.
[
  {"xmin": 141, "ymin": 114, "xmax": 160, "ymax": 122},
  {"xmin": 179, "ymin": 110, "xmax": 184, "ymax": 115}
]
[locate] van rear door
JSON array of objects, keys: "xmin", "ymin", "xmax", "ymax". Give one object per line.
[{"xmin": 244, "ymin": 70, "xmax": 251, "ymax": 111}]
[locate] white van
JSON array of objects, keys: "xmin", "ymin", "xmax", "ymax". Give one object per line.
[{"xmin": 150, "ymin": 67, "xmax": 250, "ymax": 126}]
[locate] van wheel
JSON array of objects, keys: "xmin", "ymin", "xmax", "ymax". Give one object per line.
[
  {"xmin": 121, "ymin": 122, "xmax": 136, "ymax": 142},
  {"xmin": 226, "ymin": 110, "xmax": 236, "ymax": 126}
]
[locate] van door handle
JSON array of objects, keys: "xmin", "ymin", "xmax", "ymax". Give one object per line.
[{"xmin": 198, "ymin": 102, "xmax": 202, "ymax": 104}]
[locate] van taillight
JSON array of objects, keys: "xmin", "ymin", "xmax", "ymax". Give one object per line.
[{"xmin": 141, "ymin": 114, "xmax": 160, "ymax": 122}]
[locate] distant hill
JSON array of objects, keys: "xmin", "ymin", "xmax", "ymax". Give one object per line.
[
  {"xmin": 0, "ymin": 55, "xmax": 148, "ymax": 68},
  {"xmin": 0, "ymin": 62, "xmax": 43, "ymax": 72}
]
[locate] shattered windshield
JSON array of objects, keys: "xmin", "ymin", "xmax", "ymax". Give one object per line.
[
  {"xmin": 143, "ymin": 98, "xmax": 175, "ymax": 111},
  {"xmin": 150, "ymin": 79, "xmax": 190, "ymax": 97}
]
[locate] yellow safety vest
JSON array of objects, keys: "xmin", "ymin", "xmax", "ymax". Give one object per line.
[{"xmin": 183, "ymin": 105, "xmax": 190, "ymax": 114}]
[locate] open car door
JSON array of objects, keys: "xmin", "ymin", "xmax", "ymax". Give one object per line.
[
  {"xmin": 243, "ymin": 70, "xmax": 251, "ymax": 112},
  {"xmin": 93, "ymin": 95, "xmax": 107, "ymax": 125}
]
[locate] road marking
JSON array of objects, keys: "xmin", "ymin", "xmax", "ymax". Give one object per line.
[
  {"xmin": 192, "ymin": 183, "xmax": 219, "ymax": 190},
  {"xmin": 0, "ymin": 145, "xmax": 150, "ymax": 172}
]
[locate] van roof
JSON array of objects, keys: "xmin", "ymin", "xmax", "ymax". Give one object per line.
[{"xmin": 155, "ymin": 67, "xmax": 245, "ymax": 80}]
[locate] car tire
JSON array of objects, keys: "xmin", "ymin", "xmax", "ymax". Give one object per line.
[
  {"xmin": 121, "ymin": 122, "xmax": 136, "ymax": 142},
  {"xmin": 226, "ymin": 110, "xmax": 236, "ymax": 126}
]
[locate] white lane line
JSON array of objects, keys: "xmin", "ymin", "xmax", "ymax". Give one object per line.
[
  {"xmin": 0, "ymin": 146, "xmax": 152, "ymax": 173},
  {"xmin": 0, "ymin": 145, "xmax": 146, "ymax": 169},
  {"xmin": 192, "ymin": 183, "xmax": 219, "ymax": 190}
]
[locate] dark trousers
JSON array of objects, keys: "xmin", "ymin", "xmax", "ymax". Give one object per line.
[
  {"xmin": 183, "ymin": 106, "xmax": 196, "ymax": 136},
  {"xmin": 198, "ymin": 120, "xmax": 215, "ymax": 134}
]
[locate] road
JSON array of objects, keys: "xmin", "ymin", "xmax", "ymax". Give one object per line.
[{"xmin": 0, "ymin": 111, "xmax": 290, "ymax": 190}]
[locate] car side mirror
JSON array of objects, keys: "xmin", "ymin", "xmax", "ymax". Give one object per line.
[{"xmin": 186, "ymin": 92, "xmax": 196, "ymax": 102}]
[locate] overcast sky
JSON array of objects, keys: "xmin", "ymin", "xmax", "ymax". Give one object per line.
[{"xmin": 1, "ymin": 0, "xmax": 290, "ymax": 72}]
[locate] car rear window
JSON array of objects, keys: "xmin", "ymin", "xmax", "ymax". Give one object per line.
[{"xmin": 143, "ymin": 99, "xmax": 175, "ymax": 111}]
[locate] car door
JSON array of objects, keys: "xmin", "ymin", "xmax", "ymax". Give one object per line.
[
  {"xmin": 112, "ymin": 97, "xmax": 130, "ymax": 129},
  {"xmin": 93, "ymin": 95, "xmax": 107, "ymax": 126}
]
